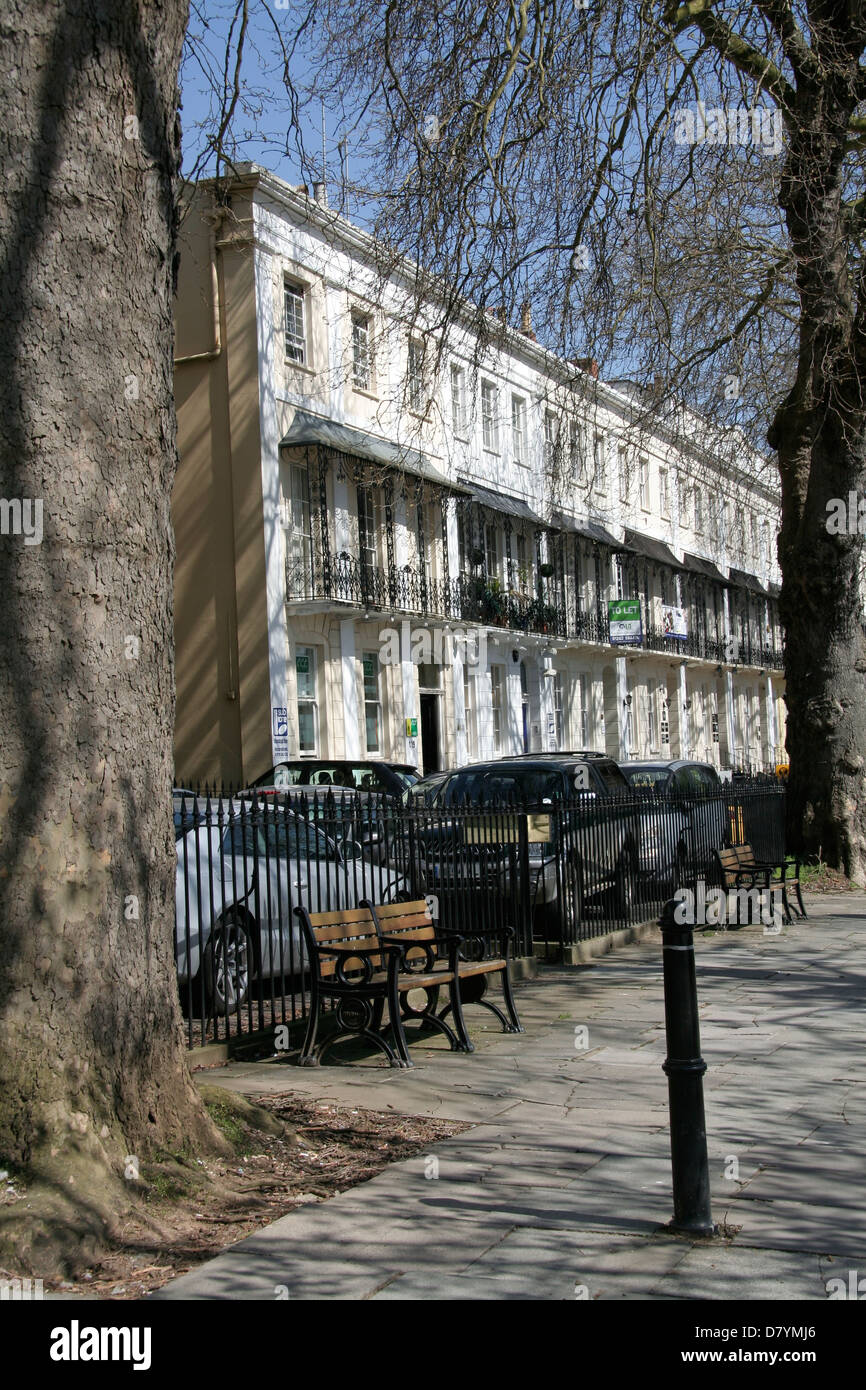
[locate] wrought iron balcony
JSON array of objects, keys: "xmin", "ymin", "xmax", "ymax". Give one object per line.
[{"xmin": 286, "ymin": 552, "xmax": 783, "ymax": 669}]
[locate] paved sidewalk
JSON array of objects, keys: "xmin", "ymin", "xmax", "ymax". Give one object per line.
[{"xmin": 156, "ymin": 894, "xmax": 866, "ymax": 1300}]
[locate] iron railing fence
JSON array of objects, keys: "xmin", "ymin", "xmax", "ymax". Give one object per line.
[{"xmin": 172, "ymin": 779, "xmax": 787, "ymax": 1050}]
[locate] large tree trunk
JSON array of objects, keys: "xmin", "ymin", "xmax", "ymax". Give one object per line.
[
  {"xmin": 770, "ymin": 66, "xmax": 866, "ymax": 883},
  {"xmin": 0, "ymin": 0, "xmax": 222, "ymax": 1275}
]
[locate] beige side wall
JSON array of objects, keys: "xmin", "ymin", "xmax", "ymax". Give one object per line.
[{"xmin": 172, "ymin": 187, "xmax": 270, "ymax": 785}]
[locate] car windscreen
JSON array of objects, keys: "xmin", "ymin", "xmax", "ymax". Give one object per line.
[
  {"xmin": 622, "ymin": 767, "xmax": 672, "ymax": 790},
  {"xmin": 221, "ymin": 817, "xmax": 335, "ymax": 860},
  {"xmin": 591, "ymin": 762, "xmax": 630, "ymax": 796},
  {"xmin": 442, "ymin": 770, "xmax": 564, "ymax": 806},
  {"xmin": 389, "ymin": 767, "xmax": 419, "ymax": 789}
]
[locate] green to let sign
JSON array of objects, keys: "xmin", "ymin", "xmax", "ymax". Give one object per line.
[
  {"xmin": 405, "ymin": 717, "xmax": 418, "ymax": 738},
  {"xmin": 608, "ymin": 598, "xmax": 642, "ymax": 645}
]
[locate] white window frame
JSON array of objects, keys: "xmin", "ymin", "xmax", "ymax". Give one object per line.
[
  {"xmin": 450, "ymin": 363, "xmax": 467, "ymax": 436},
  {"xmin": 481, "ymin": 380, "xmax": 499, "ymax": 452},
  {"xmin": 463, "ymin": 667, "xmax": 477, "ymax": 755},
  {"xmin": 544, "ymin": 410, "xmax": 559, "ymax": 471},
  {"xmin": 351, "ymin": 311, "xmax": 372, "ymax": 392},
  {"xmin": 553, "ymin": 672, "xmax": 565, "ymax": 749},
  {"xmin": 284, "ymin": 280, "xmax": 307, "ymax": 364},
  {"xmin": 593, "ymin": 434, "xmax": 607, "ymax": 494},
  {"xmin": 639, "ymin": 456, "xmax": 650, "ymax": 511},
  {"xmin": 491, "ymin": 665, "xmax": 505, "ymax": 754},
  {"xmin": 694, "ymin": 488, "xmax": 704, "ymax": 534},
  {"xmin": 576, "ymin": 673, "xmax": 589, "ymax": 746},
  {"xmin": 570, "ymin": 419, "xmax": 582, "ymax": 479},
  {"xmin": 296, "ymin": 646, "xmax": 319, "ymax": 756},
  {"xmin": 618, "ymin": 445, "xmax": 629, "ymax": 504},
  {"xmin": 659, "ymin": 467, "xmax": 670, "ymax": 519},
  {"xmin": 511, "ymin": 394, "xmax": 526, "ymax": 464},
  {"xmin": 362, "ymin": 651, "xmax": 382, "ymax": 754},
  {"xmin": 407, "ymin": 338, "xmax": 425, "ymax": 413}
]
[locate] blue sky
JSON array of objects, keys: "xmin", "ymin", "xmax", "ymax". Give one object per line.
[{"xmin": 180, "ymin": 2, "xmax": 373, "ymax": 224}]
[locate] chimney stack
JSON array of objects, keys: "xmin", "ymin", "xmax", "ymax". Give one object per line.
[
  {"xmin": 312, "ymin": 181, "xmax": 328, "ymax": 208},
  {"xmin": 573, "ymin": 356, "xmax": 599, "ymax": 379},
  {"xmin": 520, "ymin": 301, "xmax": 537, "ymax": 340}
]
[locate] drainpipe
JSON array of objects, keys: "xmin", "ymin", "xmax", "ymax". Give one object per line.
[{"xmin": 174, "ymin": 212, "xmax": 223, "ymax": 365}]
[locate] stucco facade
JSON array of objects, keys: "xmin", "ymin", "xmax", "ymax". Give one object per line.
[{"xmin": 172, "ymin": 165, "xmax": 786, "ymax": 785}]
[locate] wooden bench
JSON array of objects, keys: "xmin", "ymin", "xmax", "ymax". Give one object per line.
[
  {"xmin": 365, "ymin": 899, "xmax": 523, "ymax": 1053},
  {"xmin": 714, "ymin": 843, "xmax": 806, "ymax": 925},
  {"xmin": 293, "ymin": 899, "xmax": 522, "ymax": 1068}
]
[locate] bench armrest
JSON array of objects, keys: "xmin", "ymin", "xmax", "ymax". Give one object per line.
[
  {"xmin": 436, "ymin": 923, "xmax": 515, "ymax": 961},
  {"xmin": 379, "ymin": 931, "xmax": 463, "ymax": 974}
]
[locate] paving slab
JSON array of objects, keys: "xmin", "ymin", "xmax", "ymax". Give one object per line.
[{"xmin": 155, "ymin": 895, "xmax": 866, "ymax": 1300}]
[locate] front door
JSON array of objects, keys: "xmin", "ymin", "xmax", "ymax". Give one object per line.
[{"xmin": 420, "ymin": 693, "xmax": 440, "ymax": 772}]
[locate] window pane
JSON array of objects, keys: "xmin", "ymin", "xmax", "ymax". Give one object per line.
[
  {"xmin": 365, "ymin": 707, "xmax": 380, "ymax": 753},
  {"xmin": 296, "ymin": 647, "xmax": 315, "ymax": 699},
  {"xmin": 352, "ymin": 315, "xmax": 370, "ymax": 389},
  {"xmin": 298, "ymin": 703, "xmax": 316, "ymax": 753},
  {"xmin": 284, "ymin": 283, "xmax": 305, "ymax": 363}
]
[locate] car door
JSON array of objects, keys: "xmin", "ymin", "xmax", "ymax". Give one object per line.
[{"xmin": 175, "ymin": 822, "xmax": 243, "ymax": 982}]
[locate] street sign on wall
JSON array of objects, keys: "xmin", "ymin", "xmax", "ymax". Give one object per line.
[{"xmin": 608, "ymin": 598, "xmax": 642, "ymax": 645}]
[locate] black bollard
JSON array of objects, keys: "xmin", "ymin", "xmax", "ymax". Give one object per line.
[{"xmin": 659, "ymin": 898, "xmax": 715, "ymax": 1236}]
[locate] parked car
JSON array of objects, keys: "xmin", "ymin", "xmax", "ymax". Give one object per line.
[
  {"xmin": 173, "ymin": 796, "xmax": 411, "ymax": 1013},
  {"xmin": 618, "ymin": 760, "xmax": 728, "ymax": 890},
  {"xmin": 402, "ymin": 770, "xmax": 450, "ymax": 806},
  {"xmin": 249, "ymin": 782, "xmax": 394, "ymax": 865},
  {"xmin": 406, "ymin": 755, "xmax": 637, "ymax": 937},
  {"xmin": 247, "ymin": 760, "xmax": 418, "ymax": 797}
]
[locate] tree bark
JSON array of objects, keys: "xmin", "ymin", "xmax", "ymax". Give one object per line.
[
  {"xmin": 0, "ymin": 0, "xmax": 222, "ymax": 1274},
  {"xmin": 770, "ymin": 65, "xmax": 866, "ymax": 881}
]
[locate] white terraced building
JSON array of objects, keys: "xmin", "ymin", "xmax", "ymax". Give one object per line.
[{"xmin": 172, "ymin": 164, "xmax": 786, "ymax": 786}]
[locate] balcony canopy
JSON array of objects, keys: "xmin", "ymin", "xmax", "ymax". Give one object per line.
[
  {"xmin": 551, "ymin": 511, "xmax": 622, "ymax": 549},
  {"xmin": 280, "ymin": 410, "xmax": 470, "ymax": 493},
  {"xmin": 682, "ymin": 551, "xmax": 728, "ymax": 583},
  {"xmin": 622, "ymin": 528, "xmax": 684, "ymax": 569},
  {"xmin": 464, "ymin": 480, "xmax": 548, "ymax": 528},
  {"xmin": 729, "ymin": 567, "xmax": 769, "ymax": 596}
]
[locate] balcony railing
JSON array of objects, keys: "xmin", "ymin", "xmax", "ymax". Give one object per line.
[{"xmin": 286, "ymin": 554, "xmax": 783, "ymax": 669}]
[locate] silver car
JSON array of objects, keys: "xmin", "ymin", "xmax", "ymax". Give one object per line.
[
  {"xmin": 174, "ymin": 797, "xmax": 410, "ymax": 1013},
  {"xmin": 619, "ymin": 760, "xmax": 728, "ymax": 891}
]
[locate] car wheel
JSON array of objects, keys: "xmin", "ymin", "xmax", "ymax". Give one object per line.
[
  {"xmin": 204, "ymin": 909, "xmax": 252, "ymax": 1015},
  {"xmin": 543, "ymin": 858, "xmax": 584, "ymax": 943},
  {"xmin": 613, "ymin": 846, "xmax": 636, "ymax": 918}
]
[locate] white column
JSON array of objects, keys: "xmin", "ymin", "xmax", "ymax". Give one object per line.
[
  {"xmin": 401, "ymin": 651, "xmax": 419, "ymax": 767},
  {"xmin": 452, "ymin": 646, "xmax": 468, "ymax": 766},
  {"xmin": 766, "ymin": 674, "xmax": 778, "ymax": 764},
  {"xmin": 616, "ymin": 656, "xmax": 631, "ymax": 759},
  {"xmin": 340, "ymin": 620, "xmax": 360, "ymax": 759},
  {"xmin": 539, "ymin": 654, "xmax": 557, "ymax": 751},
  {"xmin": 477, "ymin": 664, "xmax": 494, "ymax": 760},
  {"xmin": 506, "ymin": 658, "xmax": 524, "ymax": 753},
  {"xmin": 724, "ymin": 670, "xmax": 736, "ymax": 767},
  {"xmin": 678, "ymin": 663, "xmax": 691, "ymax": 758}
]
